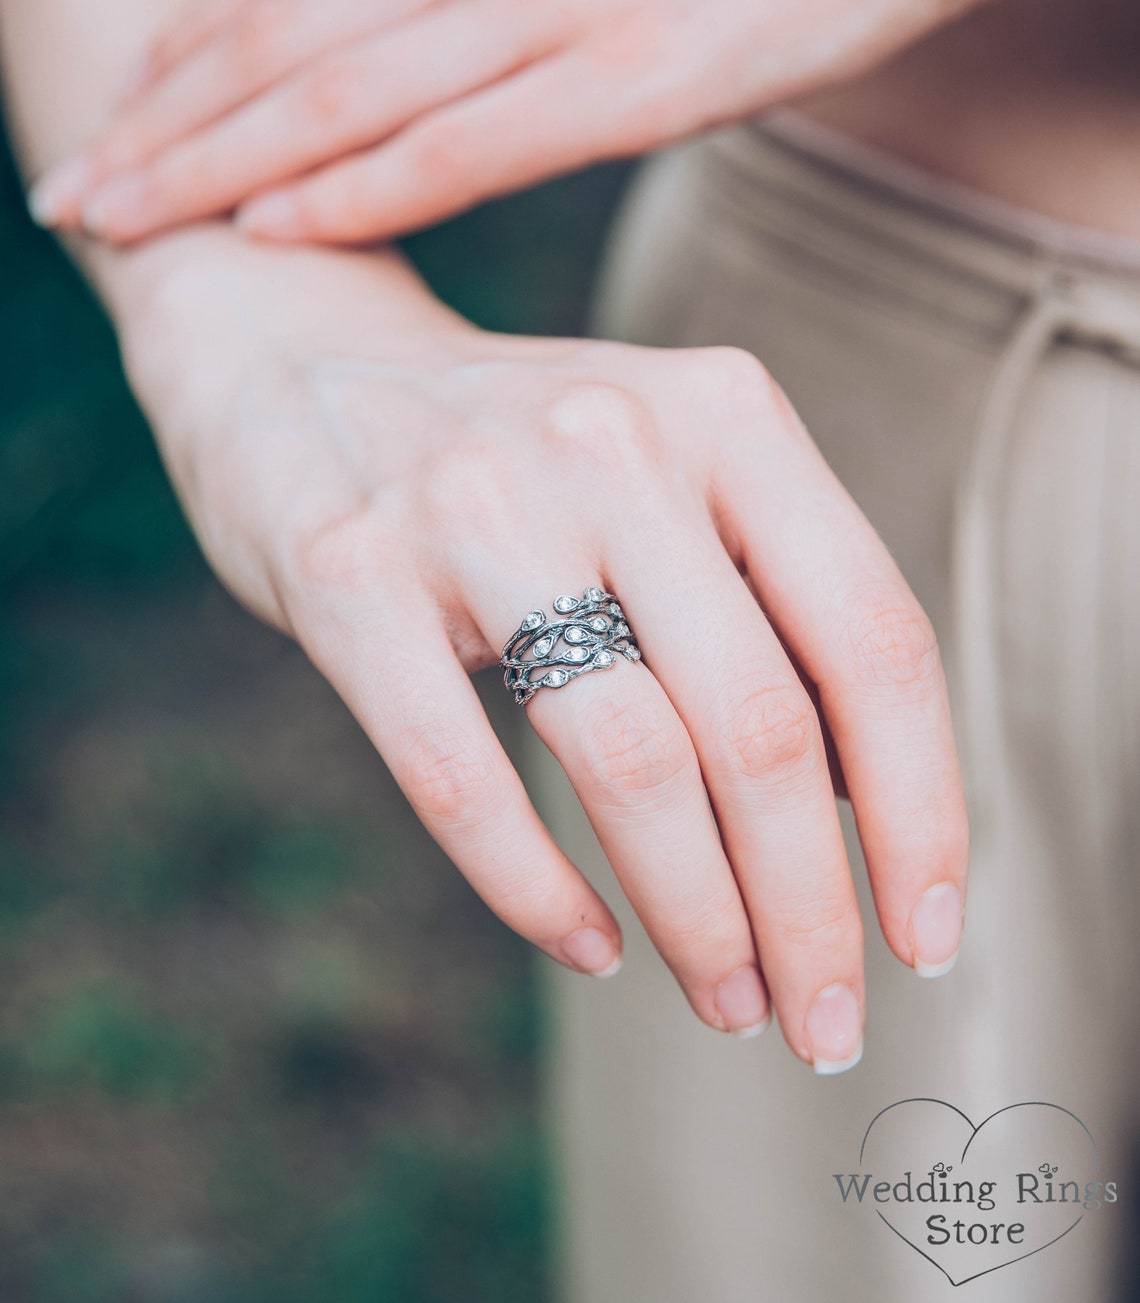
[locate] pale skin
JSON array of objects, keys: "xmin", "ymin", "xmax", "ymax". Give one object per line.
[
  {"xmin": 27, "ymin": 0, "xmax": 989, "ymax": 242},
  {"xmin": 1, "ymin": 0, "xmax": 980, "ymax": 1074}
]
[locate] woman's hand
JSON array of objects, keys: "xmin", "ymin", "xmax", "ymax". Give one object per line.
[
  {"xmin": 29, "ymin": 0, "xmax": 985, "ymax": 244},
  {"xmin": 116, "ymin": 228, "xmax": 968, "ymax": 1072}
]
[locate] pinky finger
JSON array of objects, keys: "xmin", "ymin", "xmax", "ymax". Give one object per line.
[{"xmin": 296, "ymin": 592, "xmax": 625, "ymax": 978}]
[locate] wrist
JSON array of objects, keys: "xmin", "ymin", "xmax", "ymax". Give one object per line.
[{"xmin": 97, "ymin": 223, "xmax": 479, "ymax": 433}]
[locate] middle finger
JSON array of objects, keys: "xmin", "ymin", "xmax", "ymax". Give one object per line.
[{"xmin": 472, "ymin": 568, "xmax": 774, "ymax": 1041}]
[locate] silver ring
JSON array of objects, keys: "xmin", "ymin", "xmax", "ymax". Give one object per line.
[{"xmin": 500, "ymin": 587, "xmax": 641, "ymax": 705}]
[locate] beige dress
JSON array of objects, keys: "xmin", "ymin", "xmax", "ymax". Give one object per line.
[{"xmin": 502, "ymin": 118, "xmax": 1140, "ymax": 1302}]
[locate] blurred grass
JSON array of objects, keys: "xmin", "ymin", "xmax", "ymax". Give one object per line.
[{"xmin": 0, "ymin": 114, "xmax": 630, "ymax": 1303}]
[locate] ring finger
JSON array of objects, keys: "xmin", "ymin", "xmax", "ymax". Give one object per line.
[{"xmin": 473, "ymin": 567, "xmax": 773, "ymax": 1040}]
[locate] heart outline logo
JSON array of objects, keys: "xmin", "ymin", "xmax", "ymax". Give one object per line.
[{"xmin": 858, "ymin": 1098, "xmax": 1099, "ymax": 1287}]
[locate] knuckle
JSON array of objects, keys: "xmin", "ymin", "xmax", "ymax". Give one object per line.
[
  {"xmin": 842, "ymin": 598, "xmax": 942, "ymax": 691},
  {"xmin": 585, "ymin": 3, "xmax": 668, "ymax": 72},
  {"xmin": 401, "ymin": 729, "xmax": 497, "ymax": 825},
  {"xmin": 581, "ymin": 699, "xmax": 693, "ymax": 801},
  {"xmin": 409, "ymin": 116, "xmax": 478, "ymax": 188},
  {"xmin": 773, "ymin": 890, "xmax": 855, "ymax": 949},
  {"xmin": 287, "ymin": 504, "xmax": 396, "ymax": 596},
  {"xmin": 416, "ymin": 442, "xmax": 515, "ymax": 550},
  {"xmin": 538, "ymin": 380, "xmax": 661, "ymax": 472},
  {"xmin": 229, "ymin": 0, "xmax": 290, "ymax": 81},
  {"xmin": 664, "ymin": 892, "xmax": 740, "ymax": 951},
  {"xmin": 149, "ymin": 31, "xmax": 179, "ymax": 67},
  {"xmin": 691, "ymin": 344, "xmax": 768, "ymax": 389},
  {"xmin": 682, "ymin": 345, "xmax": 779, "ymax": 411},
  {"xmin": 300, "ymin": 55, "xmax": 366, "ymax": 128},
  {"xmin": 719, "ymin": 678, "xmax": 821, "ymax": 786}
]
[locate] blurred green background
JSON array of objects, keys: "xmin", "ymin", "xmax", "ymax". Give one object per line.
[{"xmin": 0, "ymin": 115, "xmax": 630, "ymax": 1302}]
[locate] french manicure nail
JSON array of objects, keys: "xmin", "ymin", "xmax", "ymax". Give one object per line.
[
  {"xmin": 28, "ymin": 155, "xmax": 94, "ymax": 226},
  {"xmin": 806, "ymin": 982, "xmax": 863, "ymax": 1074},
  {"xmin": 715, "ymin": 965, "xmax": 770, "ymax": 1038},
  {"xmin": 82, "ymin": 172, "xmax": 149, "ymax": 235},
  {"xmin": 910, "ymin": 882, "xmax": 964, "ymax": 978},
  {"xmin": 562, "ymin": 926, "xmax": 622, "ymax": 978},
  {"xmin": 237, "ymin": 192, "xmax": 302, "ymax": 239}
]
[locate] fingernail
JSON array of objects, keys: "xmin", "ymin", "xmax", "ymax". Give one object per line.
[
  {"xmin": 28, "ymin": 155, "xmax": 94, "ymax": 226},
  {"xmin": 237, "ymin": 192, "xmax": 303, "ymax": 239},
  {"xmin": 715, "ymin": 965, "xmax": 770, "ymax": 1038},
  {"xmin": 562, "ymin": 927, "xmax": 622, "ymax": 978},
  {"xmin": 806, "ymin": 982, "xmax": 863, "ymax": 1074},
  {"xmin": 82, "ymin": 172, "xmax": 149, "ymax": 236},
  {"xmin": 910, "ymin": 882, "xmax": 964, "ymax": 978}
]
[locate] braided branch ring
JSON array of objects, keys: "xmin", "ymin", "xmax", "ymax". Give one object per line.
[{"xmin": 500, "ymin": 587, "xmax": 641, "ymax": 705}]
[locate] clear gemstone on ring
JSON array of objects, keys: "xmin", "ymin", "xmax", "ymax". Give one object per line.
[
  {"xmin": 585, "ymin": 587, "xmax": 605, "ymax": 602},
  {"xmin": 543, "ymin": 669, "xmax": 570, "ymax": 687},
  {"xmin": 565, "ymin": 646, "xmax": 589, "ymax": 662},
  {"xmin": 564, "ymin": 627, "xmax": 588, "ymax": 643},
  {"xmin": 594, "ymin": 650, "xmax": 615, "ymax": 666},
  {"xmin": 553, "ymin": 595, "xmax": 578, "ymax": 613},
  {"xmin": 533, "ymin": 635, "xmax": 554, "ymax": 657},
  {"xmin": 522, "ymin": 611, "xmax": 544, "ymax": 630},
  {"xmin": 588, "ymin": 617, "xmax": 608, "ymax": 632}
]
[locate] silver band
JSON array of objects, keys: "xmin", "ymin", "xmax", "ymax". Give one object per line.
[{"xmin": 500, "ymin": 587, "xmax": 641, "ymax": 705}]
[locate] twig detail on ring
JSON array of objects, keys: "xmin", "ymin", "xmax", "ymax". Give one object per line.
[{"xmin": 500, "ymin": 587, "xmax": 641, "ymax": 705}]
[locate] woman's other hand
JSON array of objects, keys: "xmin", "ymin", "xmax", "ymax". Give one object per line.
[{"xmin": 29, "ymin": 0, "xmax": 985, "ymax": 244}]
